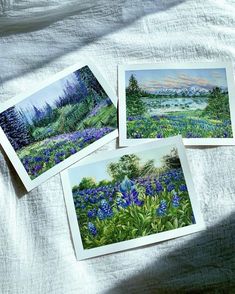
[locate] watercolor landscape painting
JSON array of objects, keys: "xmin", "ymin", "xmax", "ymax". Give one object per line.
[
  {"xmin": 124, "ymin": 67, "xmax": 233, "ymax": 140},
  {"xmin": 68, "ymin": 144, "xmax": 195, "ymax": 251},
  {"xmin": 0, "ymin": 65, "xmax": 117, "ymax": 180}
]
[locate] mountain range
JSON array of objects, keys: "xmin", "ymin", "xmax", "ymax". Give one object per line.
[{"xmin": 148, "ymin": 86, "xmax": 228, "ymax": 96}]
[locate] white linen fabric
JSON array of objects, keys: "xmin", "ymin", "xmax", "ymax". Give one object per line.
[{"xmin": 0, "ymin": 0, "xmax": 234, "ymax": 293}]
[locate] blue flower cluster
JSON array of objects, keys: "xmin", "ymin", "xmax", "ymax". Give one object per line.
[
  {"xmin": 88, "ymin": 222, "xmax": 97, "ymax": 236},
  {"xmin": 20, "ymin": 127, "xmax": 114, "ymax": 179},
  {"xmin": 156, "ymin": 200, "xmax": 167, "ymax": 216}
]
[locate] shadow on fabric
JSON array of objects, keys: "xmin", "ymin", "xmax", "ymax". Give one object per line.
[
  {"xmin": 105, "ymin": 213, "xmax": 235, "ymax": 293},
  {"xmin": 0, "ymin": 0, "xmax": 187, "ymax": 84}
]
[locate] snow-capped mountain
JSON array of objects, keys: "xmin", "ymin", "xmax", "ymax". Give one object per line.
[{"xmin": 148, "ymin": 86, "xmax": 227, "ymax": 96}]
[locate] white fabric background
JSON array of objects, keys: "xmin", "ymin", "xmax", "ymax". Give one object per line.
[{"xmin": 0, "ymin": 0, "xmax": 234, "ymax": 293}]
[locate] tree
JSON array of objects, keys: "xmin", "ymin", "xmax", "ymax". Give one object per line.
[
  {"xmin": 126, "ymin": 74, "xmax": 145, "ymax": 116},
  {"xmin": 162, "ymin": 148, "xmax": 181, "ymax": 169},
  {"xmin": 126, "ymin": 74, "xmax": 141, "ymax": 95},
  {"xmin": 32, "ymin": 105, "xmax": 44, "ymax": 123},
  {"xmin": 141, "ymin": 159, "xmax": 157, "ymax": 176},
  {"xmin": 45, "ymin": 102, "xmax": 53, "ymax": 118},
  {"xmin": 75, "ymin": 66, "xmax": 104, "ymax": 104},
  {"xmin": 108, "ymin": 154, "xmax": 141, "ymax": 182},
  {"xmin": 204, "ymin": 87, "xmax": 230, "ymax": 120},
  {"xmin": 78, "ymin": 177, "xmax": 97, "ymax": 190},
  {"xmin": 0, "ymin": 106, "xmax": 30, "ymax": 150}
]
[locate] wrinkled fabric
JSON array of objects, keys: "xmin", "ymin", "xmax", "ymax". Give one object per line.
[{"xmin": 0, "ymin": 0, "xmax": 234, "ymax": 293}]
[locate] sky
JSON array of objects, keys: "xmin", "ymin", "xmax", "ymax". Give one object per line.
[
  {"xmin": 125, "ymin": 68, "xmax": 228, "ymax": 92},
  {"xmin": 15, "ymin": 72, "xmax": 77, "ymax": 114},
  {"xmin": 68, "ymin": 144, "xmax": 176, "ymax": 187}
]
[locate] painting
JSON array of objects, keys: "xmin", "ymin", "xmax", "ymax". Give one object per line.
[
  {"xmin": 62, "ymin": 137, "xmax": 205, "ymax": 260},
  {"xmin": 119, "ymin": 62, "xmax": 235, "ymax": 145},
  {"xmin": 0, "ymin": 62, "xmax": 117, "ymax": 190}
]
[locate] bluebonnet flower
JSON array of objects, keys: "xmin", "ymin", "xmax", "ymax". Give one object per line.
[
  {"xmin": 97, "ymin": 208, "xmax": 105, "ymax": 220},
  {"xmin": 35, "ymin": 156, "xmax": 43, "ymax": 162},
  {"xmin": 70, "ymin": 148, "xmax": 76, "ymax": 155},
  {"xmin": 34, "ymin": 165, "xmax": 42, "ymax": 172},
  {"xmin": 116, "ymin": 197, "xmax": 128, "ymax": 209},
  {"xmin": 87, "ymin": 208, "xmax": 97, "ymax": 218},
  {"xmin": 119, "ymin": 176, "xmax": 143, "ymax": 207},
  {"xmin": 156, "ymin": 133, "xmax": 163, "ymax": 138},
  {"xmin": 145, "ymin": 184, "xmax": 154, "ymax": 196},
  {"xmin": 179, "ymin": 184, "xmax": 187, "ymax": 192},
  {"xmin": 131, "ymin": 189, "xmax": 143, "ymax": 206},
  {"xmin": 155, "ymin": 180, "xmax": 163, "ymax": 193},
  {"xmin": 167, "ymin": 183, "xmax": 175, "ymax": 192},
  {"xmin": 100, "ymin": 199, "xmax": 113, "ymax": 217},
  {"xmin": 156, "ymin": 200, "xmax": 167, "ymax": 216},
  {"xmin": 172, "ymin": 193, "xmax": 180, "ymax": 207},
  {"xmin": 88, "ymin": 222, "xmax": 97, "ymax": 236}
]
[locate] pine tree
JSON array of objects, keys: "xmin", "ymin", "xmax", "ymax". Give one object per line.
[
  {"xmin": 126, "ymin": 74, "xmax": 145, "ymax": 116},
  {"xmin": 126, "ymin": 74, "xmax": 141, "ymax": 95},
  {"xmin": 45, "ymin": 102, "xmax": 53, "ymax": 118},
  {"xmin": 33, "ymin": 105, "xmax": 44, "ymax": 123},
  {"xmin": 0, "ymin": 106, "xmax": 30, "ymax": 150},
  {"xmin": 75, "ymin": 66, "xmax": 104, "ymax": 104}
]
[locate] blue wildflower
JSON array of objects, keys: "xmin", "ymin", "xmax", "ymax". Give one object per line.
[
  {"xmin": 179, "ymin": 184, "xmax": 187, "ymax": 192},
  {"xmin": 88, "ymin": 222, "xmax": 97, "ymax": 236},
  {"xmin": 167, "ymin": 183, "xmax": 175, "ymax": 192},
  {"xmin": 155, "ymin": 180, "xmax": 163, "ymax": 193},
  {"xmin": 87, "ymin": 208, "xmax": 97, "ymax": 218},
  {"xmin": 97, "ymin": 208, "xmax": 105, "ymax": 220},
  {"xmin": 156, "ymin": 200, "xmax": 167, "ymax": 216},
  {"xmin": 172, "ymin": 193, "xmax": 180, "ymax": 207},
  {"xmin": 145, "ymin": 184, "xmax": 154, "ymax": 196}
]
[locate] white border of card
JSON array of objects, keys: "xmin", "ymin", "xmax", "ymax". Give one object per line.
[
  {"xmin": 0, "ymin": 61, "xmax": 118, "ymax": 191},
  {"xmin": 118, "ymin": 61, "xmax": 235, "ymax": 146},
  {"xmin": 61, "ymin": 136, "xmax": 205, "ymax": 260}
]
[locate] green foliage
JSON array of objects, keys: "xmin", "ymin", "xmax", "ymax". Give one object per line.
[
  {"xmin": 126, "ymin": 74, "xmax": 141, "ymax": 95},
  {"xmin": 80, "ymin": 104, "xmax": 117, "ymax": 130},
  {"xmin": 97, "ymin": 180, "xmax": 112, "ymax": 187},
  {"xmin": 57, "ymin": 100, "xmax": 92, "ymax": 133},
  {"xmin": 162, "ymin": 148, "xmax": 181, "ymax": 169},
  {"xmin": 72, "ymin": 185, "xmax": 80, "ymax": 193},
  {"xmin": 107, "ymin": 154, "xmax": 141, "ymax": 182},
  {"xmin": 126, "ymin": 74, "xmax": 146, "ymax": 116},
  {"xmin": 126, "ymin": 94, "xmax": 146, "ymax": 116},
  {"xmin": 140, "ymin": 159, "xmax": 158, "ymax": 177},
  {"xmin": 204, "ymin": 87, "xmax": 231, "ymax": 120},
  {"xmin": 78, "ymin": 177, "xmax": 97, "ymax": 190},
  {"xmin": 75, "ymin": 168, "xmax": 194, "ymax": 249}
]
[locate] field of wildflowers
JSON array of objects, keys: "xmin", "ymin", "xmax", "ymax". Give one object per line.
[
  {"xmin": 127, "ymin": 111, "xmax": 232, "ymax": 139},
  {"xmin": 125, "ymin": 73, "xmax": 233, "ymax": 140},
  {"xmin": 0, "ymin": 66, "xmax": 117, "ymax": 179},
  {"xmin": 72, "ymin": 151, "xmax": 194, "ymax": 249}
]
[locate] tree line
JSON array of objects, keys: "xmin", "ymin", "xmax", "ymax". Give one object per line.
[
  {"xmin": 73, "ymin": 149, "xmax": 181, "ymax": 191},
  {"xmin": 0, "ymin": 66, "xmax": 106, "ymax": 151}
]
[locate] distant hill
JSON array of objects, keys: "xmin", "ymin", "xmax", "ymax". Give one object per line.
[{"xmin": 147, "ymin": 86, "xmax": 228, "ymax": 97}]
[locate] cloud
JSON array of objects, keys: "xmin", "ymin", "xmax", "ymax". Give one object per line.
[{"xmin": 140, "ymin": 72, "xmax": 225, "ymax": 92}]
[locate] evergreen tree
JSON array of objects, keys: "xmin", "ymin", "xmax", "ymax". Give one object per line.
[
  {"xmin": 126, "ymin": 74, "xmax": 145, "ymax": 116},
  {"xmin": 33, "ymin": 105, "xmax": 44, "ymax": 123},
  {"xmin": 126, "ymin": 74, "xmax": 141, "ymax": 95},
  {"xmin": 75, "ymin": 66, "xmax": 105, "ymax": 104},
  {"xmin": 204, "ymin": 87, "xmax": 230, "ymax": 120},
  {"xmin": 0, "ymin": 106, "xmax": 30, "ymax": 150},
  {"xmin": 45, "ymin": 102, "xmax": 53, "ymax": 118}
]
